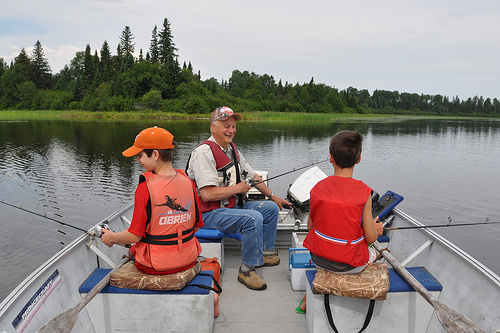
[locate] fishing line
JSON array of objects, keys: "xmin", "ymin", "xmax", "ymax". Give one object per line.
[
  {"xmin": 0, "ymin": 199, "xmax": 87, "ymax": 232},
  {"xmin": 1, "ymin": 200, "xmax": 130, "ymax": 248},
  {"xmin": 247, "ymin": 158, "xmax": 329, "ymax": 186}
]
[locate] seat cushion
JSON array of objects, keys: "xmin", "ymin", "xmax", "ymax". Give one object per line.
[
  {"xmin": 311, "ymin": 263, "xmax": 390, "ymax": 300},
  {"xmin": 109, "ymin": 260, "xmax": 201, "ymax": 291}
]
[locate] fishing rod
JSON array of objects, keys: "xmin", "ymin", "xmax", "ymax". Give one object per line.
[
  {"xmin": 0, "ymin": 199, "xmax": 87, "ymax": 232},
  {"xmin": 1, "ymin": 199, "xmax": 130, "ymax": 247},
  {"xmin": 247, "ymin": 158, "xmax": 329, "ymax": 186},
  {"xmin": 385, "ymin": 220, "xmax": 500, "ymax": 231}
]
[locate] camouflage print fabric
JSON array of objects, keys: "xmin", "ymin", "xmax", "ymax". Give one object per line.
[
  {"xmin": 110, "ymin": 260, "xmax": 201, "ymax": 290},
  {"xmin": 312, "ymin": 263, "xmax": 389, "ymax": 300}
]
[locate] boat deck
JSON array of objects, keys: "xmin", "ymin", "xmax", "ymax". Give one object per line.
[{"xmin": 214, "ymin": 247, "xmax": 308, "ymax": 333}]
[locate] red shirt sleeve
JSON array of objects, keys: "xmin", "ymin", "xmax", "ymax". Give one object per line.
[
  {"xmin": 192, "ymin": 179, "xmax": 204, "ymax": 228},
  {"xmin": 127, "ymin": 181, "xmax": 149, "ymax": 237}
]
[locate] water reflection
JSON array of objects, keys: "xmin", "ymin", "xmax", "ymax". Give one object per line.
[{"xmin": 1, "ymin": 117, "xmax": 500, "ymax": 301}]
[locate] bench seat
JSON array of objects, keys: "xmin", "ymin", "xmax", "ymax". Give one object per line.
[
  {"xmin": 195, "ymin": 228, "xmax": 241, "ymax": 269},
  {"xmin": 305, "ymin": 267, "xmax": 442, "ymax": 332},
  {"xmin": 79, "ymin": 268, "xmax": 215, "ymax": 333},
  {"xmin": 288, "ymin": 234, "xmax": 391, "ymax": 292}
]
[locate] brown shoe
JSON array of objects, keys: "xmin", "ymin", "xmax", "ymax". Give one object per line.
[
  {"xmin": 238, "ymin": 268, "xmax": 267, "ymax": 290},
  {"xmin": 261, "ymin": 255, "xmax": 280, "ymax": 267}
]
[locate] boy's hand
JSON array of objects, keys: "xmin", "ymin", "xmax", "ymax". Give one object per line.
[
  {"xmin": 100, "ymin": 229, "xmax": 115, "ymax": 247},
  {"xmin": 374, "ymin": 217, "xmax": 384, "ymax": 235}
]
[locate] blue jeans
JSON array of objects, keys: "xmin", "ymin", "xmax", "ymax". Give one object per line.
[{"xmin": 201, "ymin": 200, "xmax": 279, "ymax": 267}]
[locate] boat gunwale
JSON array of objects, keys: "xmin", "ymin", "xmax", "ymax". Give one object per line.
[
  {"xmin": 0, "ymin": 201, "xmax": 134, "ymax": 316},
  {"xmin": 394, "ymin": 208, "xmax": 500, "ymax": 287}
]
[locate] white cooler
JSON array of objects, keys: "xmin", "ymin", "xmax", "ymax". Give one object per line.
[{"xmin": 289, "ymin": 248, "xmax": 316, "ymax": 291}]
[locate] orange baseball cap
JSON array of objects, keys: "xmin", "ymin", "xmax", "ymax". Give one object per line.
[{"xmin": 122, "ymin": 126, "xmax": 175, "ymax": 157}]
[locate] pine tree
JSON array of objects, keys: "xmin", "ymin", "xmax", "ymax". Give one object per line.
[
  {"xmin": 99, "ymin": 41, "xmax": 112, "ymax": 82},
  {"xmin": 0, "ymin": 57, "xmax": 6, "ymax": 71},
  {"xmin": 0, "ymin": 49, "xmax": 33, "ymax": 107},
  {"xmin": 15, "ymin": 48, "xmax": 31, "ymax": 68},
  {"xmin": 30, "ymin": 41, "xmax": 53, "ymax": 89},
  {"xmin": 158, "ymin": 18, "xmax": 178, "ymax": 65},
  {"xmin": 13, "ymin": 48, "xmax": 35, "ymax": 85},
  {"xmin": 149, "ymin": 25, "xmax": 159, "ymax": 64},
  {"xmin": 91, "ymin": 50, "xmax": 101, "ymax": 89},
  {"xmin": 158, "ymin": 18, "xmax": 182, "ymax": 97},
  {"xmin": 119, "ymin": 26, "xmax": 135, "ymax": 59},
  {"xmin": 14, "ymin": 48, "xmax": 33, "ymax": 83},
  {"xmin": 0, "ymin": 58, "xmax": 7, "ymax": 83},
  {"xmin": 83, "ymin": 44, "xmax": 94, "ymax": 95}
]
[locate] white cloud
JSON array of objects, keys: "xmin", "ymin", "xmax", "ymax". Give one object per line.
[{"xmin": 1, "ymin": 0, "xmax": 499, "ymax": 99}]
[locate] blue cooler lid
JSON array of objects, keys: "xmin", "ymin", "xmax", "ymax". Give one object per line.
[{"xmin": 291, "ymin": 252, "xmax": 316, "ymax": 269}]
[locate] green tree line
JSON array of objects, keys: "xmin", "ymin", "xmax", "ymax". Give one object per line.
[{"xmin": 1, "ymin": 18, "xmax": 499, "ymax": 117}]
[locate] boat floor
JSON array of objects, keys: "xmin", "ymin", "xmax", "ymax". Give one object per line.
[{"xmin": 214, "ymin": 247, "xmax": 308, "ymax": 333}]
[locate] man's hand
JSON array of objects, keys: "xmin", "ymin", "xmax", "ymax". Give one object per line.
[
  {"xmin": 271, "ymin": 195, "xmax": 292, "ymax": 210},
  {"xmin": 236, "ymin": 180, "xmax": 252, "ymax": 194}
]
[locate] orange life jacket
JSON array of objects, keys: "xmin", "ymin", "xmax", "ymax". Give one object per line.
[
  {"xmin": 303, "ymin": 176, "xmax": 372, "ymax": 267},
  {"xmin": 133, "ymin": 170, "xmax": 202, "ymax": 272}
]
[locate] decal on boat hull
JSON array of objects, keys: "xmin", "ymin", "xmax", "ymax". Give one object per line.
[{"xmin": 12, "ymin": 269, "xmax": 62, "ymax": 333}]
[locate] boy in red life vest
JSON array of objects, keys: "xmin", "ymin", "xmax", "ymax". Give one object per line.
[
  {"xmin": 296, "ymin": 130, "xmax": 383, "ymax": 314},
  {"xmin": 101, "ymin": 126, "xmax": 203, "ymax": 275}
]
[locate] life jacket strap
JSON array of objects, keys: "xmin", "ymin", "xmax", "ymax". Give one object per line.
[{"xmin": 141, "ymin": 227, "xmax": 195, "ymax": 246}]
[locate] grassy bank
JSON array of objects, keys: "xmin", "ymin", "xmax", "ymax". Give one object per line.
[
  {"xmin": 0, "ymin": 109, "xmax": 485, "ymax": 122},
  {"xmin": 0, "ymin": 110, "xmax": 199, "ymax": 121}
]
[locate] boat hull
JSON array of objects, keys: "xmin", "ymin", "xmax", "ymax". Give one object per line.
[
  {"xmin": 0, "ymin": 202, "xmax": 133, "ymax": 333},
  {"xmin": 385, "ymin": 209, "xmax": 500, "ymax": 333},
  {"xmin": 1, "ymin": 202, "xmax": 499, "ymax": 333}
]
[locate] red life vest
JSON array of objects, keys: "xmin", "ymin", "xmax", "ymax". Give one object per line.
[
  {"xmin": 133, "ymin": 170, "xmax": 202, "ymax": 272},
  {"xmin": 303, "ymin": 176, "xmax": 372, "ymax": 267},
  {"xmin": 190, "ymin": 140, "xmax": 240, "ymax": 213}
]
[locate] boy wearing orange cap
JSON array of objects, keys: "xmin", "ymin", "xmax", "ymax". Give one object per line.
[{"xmin": 101, "ymin": 126, "xmax": 204, "ymax": 275}]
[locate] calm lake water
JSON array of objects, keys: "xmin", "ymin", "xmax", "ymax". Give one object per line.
[{"xmin": 1, "ymin": 117, "xmax": 500, "ymax": 302}]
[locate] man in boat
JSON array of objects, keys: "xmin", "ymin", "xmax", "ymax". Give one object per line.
[
  {"xmin": 296, "ymin": 130, "xmax": 384, "ymax": 313},
  {"xmin": 186, "ymin": 106, "xmax": 291, "ymax": 290}
]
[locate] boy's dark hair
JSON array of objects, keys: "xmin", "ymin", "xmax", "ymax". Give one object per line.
[
  {"xmin": 143, "ymin": 140, "xmax": 177, "ymax": 162},
  {"xmin": 329, "ymin": 130, "xmax": 363, "ymax": 169}
]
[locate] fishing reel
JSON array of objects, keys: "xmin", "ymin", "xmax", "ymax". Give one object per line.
[
  {"xmin": 245, "ymin": 177, "xmax": 260, "ymax": 187},
  {"xmin": 88, "ymin": 224, "xmax": 131, "ymax": 248},
  {"xmin": 88, "ymin": 223, "xmax": 109, "ymax": 238}
]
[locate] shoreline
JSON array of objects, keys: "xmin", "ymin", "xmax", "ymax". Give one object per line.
[{"xmin": 1, "ymin": 110, "xmax": 498, "ymax": 122}]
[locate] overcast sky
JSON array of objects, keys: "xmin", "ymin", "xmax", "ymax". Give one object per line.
[{"xmin": 1, "ymin": 0, "xmax": 499, "ymax": 100}]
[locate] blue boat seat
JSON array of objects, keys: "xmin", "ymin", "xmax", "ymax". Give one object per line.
[
  {"xmin": 305, "ymin": 267, "xmax": 442, "ymax": 293},
  {"xmin": 377, "ymin": 234, "xmax": 390, "ymax": 243},
  {"xmin": 79, "ymin": 268, "xmax": 214, "ymax": 295},
  {"xmin": 305, "ymin": 267, "xmax": 442, "ymax": 333},
  {"xmin": 388, "ymin": 267, "xmax": 442, "ymax": 292},
  {"xmin": 79, "ymin": 268, "xmax": 216, "ymax": 332},
  {"xmin": 195, "ymin": 228, "xmax": 241, "ymax": 243}
]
